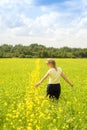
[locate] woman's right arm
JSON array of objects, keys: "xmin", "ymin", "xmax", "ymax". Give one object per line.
[
  {"xmin": 35, "ymin": 72, "xmax": 49, "ymax": 88},
  {"xmin": 61, "ymin": 72, "xmax": 73, "ymax": 87}
]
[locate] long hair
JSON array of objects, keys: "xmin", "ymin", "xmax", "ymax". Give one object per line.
[{"xmin": 46, "ymin": 59, "xmax": 57, "ymax": 71}]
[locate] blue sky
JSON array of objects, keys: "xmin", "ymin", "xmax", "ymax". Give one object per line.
[
  {"xmin": 0, "ymin": 0, "xmax": 87, "ymax": 48},
  {"xmin": 35, "ymin": 0, "xmax": 66, "ymax": 5}
]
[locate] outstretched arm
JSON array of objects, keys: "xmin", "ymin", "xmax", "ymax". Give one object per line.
[
  {"xmin": 35, "ymin": 72, "xmax": 49, "ymax": 88},
  {"xmin": 61, "ymin": 72, "xmax": 73, "ymax": 87}
]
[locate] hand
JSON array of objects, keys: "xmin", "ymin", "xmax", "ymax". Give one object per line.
[
  {"xmin": 35, "ymin": 82, "xmax": 41, "ymax": 88},
  {"xmin": 70, "ymin": 83, "xmax": 74, "ymax": 87}
]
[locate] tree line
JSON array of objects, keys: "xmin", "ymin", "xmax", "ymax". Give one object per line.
[{"xmin": 0, "ymin": 44, "xmax": 87, "ymax": 58}]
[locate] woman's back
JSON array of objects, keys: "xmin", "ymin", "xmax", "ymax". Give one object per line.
[{"xmin": 48, "ymin": 67, "xmax": 62, "ymax": 84}]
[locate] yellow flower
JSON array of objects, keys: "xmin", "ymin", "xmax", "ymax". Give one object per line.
[
  {"xmin": 4, "ymin": 102, "xmax": 8, "ymax": 106},
  {"xmin": 27, "ymin": 126, "xmax": 33, "ymax": 130},
  {"xmin": 53, "ymin": 128, "xmax": 58, "ymax": 130},
  {"xmin": 39, "ymin": 113, "xmax": 44, "ymax": 118},
  {"xmin": 53, "ymin": 119, "xmax": 56, "ymax": 123},
  {"xmin": 79, "ymin": 119, "xmax": 82, "ymax": 122},
  {"xmin": 66, "ymin": 125, "xmax": 69, "ymax": 128},
  {"xmin": 36, "ymin": 125, "xmax": 40, "ymax": 130},
  {"xmin": 17, "ymin": 128, "xmax": 21, "ymax": 130},
  {"xmin": 58, "ymin": 107, "xmax": 62, "ymax": 112},
  {"xmin": 7, "ymin": 113, "xmax": 12, "ymax": 118},
  {"xmin": 3, "ymin": 125, "xmax": 6, "ymax": 128}
]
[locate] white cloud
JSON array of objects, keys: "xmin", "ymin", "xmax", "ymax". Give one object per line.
[
  {"xmin": 0, "ymin": 0, "xmax": 33, "ymax": 5},
  {"xmin": 7, "ymin": 12, "xmax": 60, "ymax": 37},
  {"xmin": 78, "ymin": 17, "xmax": 87, "ymax": 28},
  {"xmin": 0, "ymin": 0, "xmax": 10, "ymax": 5}
]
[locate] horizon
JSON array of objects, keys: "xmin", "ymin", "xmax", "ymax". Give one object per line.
[
  {"xmin": 0, "ymin": 43, "xmax": 87, "ymax": 49},
  {"xmin": 0, "ymin": 0, "xmax": 87, "ymax": 48}
]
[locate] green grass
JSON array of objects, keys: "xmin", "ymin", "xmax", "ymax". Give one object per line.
[{"xmin": 0, "ymin": 58, "xmax": 87, "ymax": 130}]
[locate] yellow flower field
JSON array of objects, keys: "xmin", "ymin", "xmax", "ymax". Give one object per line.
[{"xmin": 0, "ymin": 58, "xmax": 87, "ymax": 130}]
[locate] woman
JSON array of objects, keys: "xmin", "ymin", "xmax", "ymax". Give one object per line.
[{"xmin": 35, "ymin": 59, "xmax": 73, "ymax": 100}]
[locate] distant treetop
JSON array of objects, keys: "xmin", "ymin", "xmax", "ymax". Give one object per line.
[{"xmin": 0, "ymin": 44, "xmax": 87, "ymax": 58}]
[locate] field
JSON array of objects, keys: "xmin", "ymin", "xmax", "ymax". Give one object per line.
[{"xmin": 0, "ymin": 58, "xmax": 87, "ymax": 130}]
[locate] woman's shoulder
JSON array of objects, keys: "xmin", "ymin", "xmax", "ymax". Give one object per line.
[
  {"xmin": 57, "ymin": 67, "xmax": 62, "ymax": 70},
  {"xmin": 49, "ymin": 68, "xmax": 54, "ymax": 71},
  {"xmin": 57, "ymin": 67, "xmax": 62, "ymax": 73},
  {"xmin": 47, "ymin": 68, "xmax": 54, "ymax": 73}
]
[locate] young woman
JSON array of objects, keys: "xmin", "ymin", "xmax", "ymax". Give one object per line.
[{"xmin": 35, "ymin": 59, "xmax": 73, "ymax": 100}]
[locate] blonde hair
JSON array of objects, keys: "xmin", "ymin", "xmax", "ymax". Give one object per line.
[{"xmin": 46, "ymin": 59, "xmax": 57, "ymax": 71}]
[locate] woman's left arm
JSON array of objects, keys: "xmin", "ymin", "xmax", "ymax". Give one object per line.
[
  {"xmin": 61, "ymin": 72, "xmax": 73, "ymax": 87},
  {"xmin": 35, "ymin": 73, "xmax": 49, "ymax": 88}
]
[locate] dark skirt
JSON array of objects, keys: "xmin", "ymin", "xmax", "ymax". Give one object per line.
[{"xmin": 46, "ymin": 84, "xmax": 61, "ymax": 100}]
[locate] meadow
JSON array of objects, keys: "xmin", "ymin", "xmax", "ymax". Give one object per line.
[{"xmin": 0, "ymin": 58, "xmax": 87, "ymax": 130}]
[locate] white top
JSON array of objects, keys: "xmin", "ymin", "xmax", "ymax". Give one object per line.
[{"xmin": 47, "ymin": 67, "xmax": 62, "ymax": 84}]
